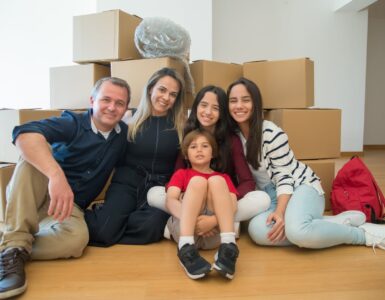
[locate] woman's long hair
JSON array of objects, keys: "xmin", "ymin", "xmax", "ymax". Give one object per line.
[
  {"xmin": 128, "ymin": 68, "xmax": 186, "ymax": 143},
  {"xmin": 184, "ymin": 85, "xmax": 232, "ymax": 173},
  {"xmin": 227, "ymin": 78, "xmax": 263, "ymax": 169}
]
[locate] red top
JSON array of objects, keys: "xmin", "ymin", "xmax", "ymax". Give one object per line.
[
  {"xmin": 167, "ymin": 168, "xmax": 238, "ymax": 196},
  {"xmin": 173, "ymin": 134, "xmax": 254, "ymax": 199}
]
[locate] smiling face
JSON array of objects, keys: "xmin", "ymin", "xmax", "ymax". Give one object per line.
[
  {"xmin": 149, "ymin": 75, "xmax": 180, "ymax": 116},
  {"xmin": 90, "ymin": 81, "xmax": 129, "ymax": 132},
  {"xmin": 196, "ymin": 91, "xmax": 220, "ymax": 132},
  {"xmin": 228, "ymin": 83, "xmax": 253, "ymax": 127}
]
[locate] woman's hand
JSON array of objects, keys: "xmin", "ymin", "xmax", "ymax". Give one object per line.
[{"xmin": 266, "ymin": 211, "xmax": 286, "ymax": 243}]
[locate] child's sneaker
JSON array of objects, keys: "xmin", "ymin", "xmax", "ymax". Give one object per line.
[
  {"xmin": 177, "ymin": 244, "xmax": 211, "ymax": 279},
  {"xmin": 359, "ymin": 223, "xmax": 385, "ymax": 253},
  {"xmin": 323, "ymin": 210, "xmax": 366, "ymax": 227},
  {"xmin": 212, "ymin": 243, "xmax": 239, "ymax": 279}
]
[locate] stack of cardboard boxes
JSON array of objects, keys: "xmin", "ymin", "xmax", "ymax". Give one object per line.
[
  {"xmin": 0, "ymin": 9, "xmax": 340, "ymax": 218},
  {"xmin": 52, "ymin": 9, "xmax": 246, "ymax": 109},
  {"xmin": 244, "ymin": 58, "xmax": 340, "ymax": 210}
]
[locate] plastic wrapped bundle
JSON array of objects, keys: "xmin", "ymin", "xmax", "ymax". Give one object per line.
[{"xmin": 134, "ymin": 17, "xmax": 194, "ymax": 93}]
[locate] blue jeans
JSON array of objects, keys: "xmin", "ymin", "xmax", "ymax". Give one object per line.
[{"xmin": 248, "ymin": 183, "xmax": 366, "ymax": 248}]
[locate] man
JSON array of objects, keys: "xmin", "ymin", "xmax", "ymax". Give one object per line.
[{"xmin": 0, "ymin": 77, "xmax": 130, "ymax": 299}]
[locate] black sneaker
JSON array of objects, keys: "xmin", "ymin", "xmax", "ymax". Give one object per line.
[
  {"xmin": 177, "ymin": 244, "xmax": 211, "ymax": 279},
  {"xmin": 213, "ymin": 243, "xmax": 239, "ymax": 279},
  {"xmin": 0, "ymin": 248, "xmax": 30, "ymax": 299}
]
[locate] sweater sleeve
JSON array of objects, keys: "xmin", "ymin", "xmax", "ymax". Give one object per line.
[
  {"xmin": 230, "ymin": 134, "xmax": 255, "ymax": 199},
  {"xmin": 263, "ymin": 122, "xmax": 296, "ymax": 197}
]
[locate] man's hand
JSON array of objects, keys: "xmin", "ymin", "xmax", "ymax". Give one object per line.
[
  {"xmin": 47, "ymin": 172, "xmax": 74, "ymax": 222},
  {"xmin": 15, "ymin": 133, "xmax": 75, "ymax": 223}
]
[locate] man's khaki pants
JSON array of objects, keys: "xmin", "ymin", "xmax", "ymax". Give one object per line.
[{"xmin": 0, "ymin": 158, "xmax": 89, "ymax": 260}]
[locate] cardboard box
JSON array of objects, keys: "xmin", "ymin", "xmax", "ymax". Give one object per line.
[
  {"xmin": 73, "ymin": 10, "xmax": 142, "ymax": 63},
  {"xmin": 243, "ymin": 58, "xmax": 314, "ymax": 109},
  {"xmin": 190, "ymin": 60, "xmax": 242, "ymax": 94},
  {"xmin": 50, "ymin": 64, "xmax": 110, "ymax": 109},
  {"xmin": 0, "ymin": 163, "xmax": 15, "ymax": 222},
  {"xmin": 111, "ymin": 57, "xmax": 187, "ymax": 108},
  {"xmin": 0, "ymin": 109, "xmax": 63, "ymax": 163},
  {"xmin": 300, "ymin": 159, "xmax": 335, "ymax": 211},
  {"xmin": 264, "ymin": 109, "xmax": 341, "ymax": 159}
]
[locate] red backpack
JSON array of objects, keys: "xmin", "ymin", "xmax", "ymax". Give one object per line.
[{"xmin": 331, "ymin": 156, "xmax": 385, "ymax": 223}]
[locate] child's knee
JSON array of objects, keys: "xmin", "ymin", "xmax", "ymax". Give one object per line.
[
  {"xmin": 207, "ymin": 175, "xmax": 227, "ymax": 188},
  {"xmin": 188, "ymin": 176, "xmax": 208, "ymax": 188}
]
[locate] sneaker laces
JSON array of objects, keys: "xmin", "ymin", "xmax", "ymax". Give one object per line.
[
  {"xmin": 371, "ymin": 236, "xmax": 385, "ymax": 254},
  {"xmin": 180, "ymin": 246, "xmax": 199, "ymax": 263},
  {"xmin": 0, "ymin": 249, "xmax": 28, "ymax": 279},
  {"xmin": 221, "ymin": 245, "xmax": 238, "ymax": 260}
]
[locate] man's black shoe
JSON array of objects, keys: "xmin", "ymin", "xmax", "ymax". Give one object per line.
[
  {"xmin": 213, "ymin": 243, "xmax": 239, "ymax": 279},
  {"xmin": 0, "ymin": 248, "xmax": 30, "ymax": 299},
  {"xmin": 177, "ymin": 244, "xmax": 211, "ymax": 279}
]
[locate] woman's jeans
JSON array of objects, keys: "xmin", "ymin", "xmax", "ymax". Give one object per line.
[{"xmin": 248, "ymin": 183, "xmax": 365, "ymax": 248}]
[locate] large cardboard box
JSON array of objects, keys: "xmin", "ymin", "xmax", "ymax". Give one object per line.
[
  {"xmin": 0, "ymin": 109, "xmax": 63, "ymax": 163},
  {"xmin": 50, "ymin": 64, "xmax": 110, "ymax": 109},
  {"xmin": 243, "ymin": 58, "xmax": 314, "ymax": 109},
  {"xmin": 73, "ymin": 10, "xmax": 142, "ymax": 63},
  {"xmin": 111, "ymin": 57, "xmax": 187, "ymax": 108},
  {"xmin": 190, "ymin": 60, "xmax": 242, "ymax": 94},
  {"xmin": 0, "ymin": 163, "xmax": 15, "ymax": 222},
  {"xmin": 300, "ymin": 159, "xmax": 335, "ymax": 211},
  {"xmin": 264, "ymin": 109, "xmax": 341, "ymax": 159}
]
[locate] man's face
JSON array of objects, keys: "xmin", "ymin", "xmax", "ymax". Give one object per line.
[{"xmin": 90, "ymin": 81, "xmax": 129, "ymax": 132}]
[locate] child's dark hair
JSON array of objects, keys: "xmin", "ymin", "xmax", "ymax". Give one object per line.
[{"xmin": 181, "ymin": 129, "xmax": 218, "ymax": 160}]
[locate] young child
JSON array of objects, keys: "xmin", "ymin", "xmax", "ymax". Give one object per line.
[{"xmin": 166, "ymin": 129, "xmax": 239, "ymax": 280}]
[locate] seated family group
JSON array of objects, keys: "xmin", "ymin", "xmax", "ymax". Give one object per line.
[{"xmin": 0, "ymin": 68, "xmax": 383, "ymax": 299}]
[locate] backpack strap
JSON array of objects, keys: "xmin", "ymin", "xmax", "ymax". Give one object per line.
[{"xmin": 367, "ymin": 205, "xmax": 385, "ymax": 224}]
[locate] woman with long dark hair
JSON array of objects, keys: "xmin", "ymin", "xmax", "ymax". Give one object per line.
[{"xmin": 227, "ymin": 77, "xmax": 385, "ymax": 251}]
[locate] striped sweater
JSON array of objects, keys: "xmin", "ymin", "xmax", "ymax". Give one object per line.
[{"xmin": 240, "ymin": 120, "xmax": 324, "ymax": 197}]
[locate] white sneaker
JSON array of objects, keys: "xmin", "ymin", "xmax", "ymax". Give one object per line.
[
  {"xmin": 359, "ymin": 223, "xmax": 385, "ymax": 253},
  {"xmin": 323, "ymin": 211, "xmax": 366, "ymax": 227}
]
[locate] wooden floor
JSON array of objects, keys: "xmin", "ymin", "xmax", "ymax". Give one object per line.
[{"xmin": 19, "ymin": 150, "xmax": 385, "ymax": 299}]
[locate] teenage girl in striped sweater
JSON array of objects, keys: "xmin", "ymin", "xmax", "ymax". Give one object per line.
[{"xmin": 226, "ymin": 77, "xmax": 385, "ymax": 251}]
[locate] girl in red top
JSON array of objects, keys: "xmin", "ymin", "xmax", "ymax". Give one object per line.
[{"xmin": 166, "ymin": 129, "xmax": 239, "ymax": 280}]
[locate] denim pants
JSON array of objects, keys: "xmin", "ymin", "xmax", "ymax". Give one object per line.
[{"xmin": 248, "ymin": 183, "xmax": 365, "ymax": 248}]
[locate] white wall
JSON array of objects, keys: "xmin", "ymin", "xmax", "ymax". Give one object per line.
[
  {"xmin": 96, "ymin": 0, "xmax": 212, "ymax": 62},
  {"xmin": 212, "ymin": 0, "xmax": 369, "ymax": 152},
  {"xmin": 0, "ymin": 0, "xmax": 96, "ymax": 109},
  {"xmin": 364, "ymin": 0, "xmax": 385, "ymax": 145},
  {"xmin": 0, "ymin": 0, "xmax": 375, "ymax": 151}
]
